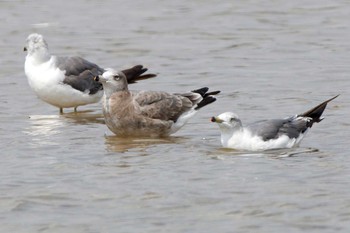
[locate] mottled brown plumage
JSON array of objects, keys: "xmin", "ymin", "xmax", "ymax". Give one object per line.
[{"xmin": 96, "ymin": 69, "xmax": 220, "ymax": 137}]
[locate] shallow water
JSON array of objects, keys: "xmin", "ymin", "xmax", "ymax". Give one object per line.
[{"xmin": 1, "ymin": 0, "xmax": 350, "ymax": 232}]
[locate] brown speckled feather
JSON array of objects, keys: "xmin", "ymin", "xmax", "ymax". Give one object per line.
[
  {"xmin": 105, "ymin": 91, "xmax": 174, "ymax": 137},
  {"xmin": 97, "ymin": 69, "xmax": 219, "ymax": 137},
  {"xmin": 132, "ymin": 91, "xmax": 194, "ymax": 122}
]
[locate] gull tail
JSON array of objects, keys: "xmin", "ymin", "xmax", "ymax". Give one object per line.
[
  {"xmin": 191, "ymin": 87, "xmax": 221, "ymax": 110},
  {"xmin": 122, "ymin": 65, "xmax": 157, "ymax": 84},
  {"xmin": 299, "ymin": 95, "xmax": 339, "ymax": 123}
]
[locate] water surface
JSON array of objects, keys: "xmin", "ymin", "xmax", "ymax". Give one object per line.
[{"xmin": 0, "ymin": 1, "xmax": 349, "ymax": 232}]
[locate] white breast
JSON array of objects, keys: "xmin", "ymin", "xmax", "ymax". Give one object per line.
[
  {"xmin": 24, "ymin": 56, "xmax": 102, "ymax": 108},
  {"xmin": 223, "ymin": 129, "xmax": 306, "ymax": 151}
]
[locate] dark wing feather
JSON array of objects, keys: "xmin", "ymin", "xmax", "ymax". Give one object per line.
[
  {"xmin": 247, "ymin": 95, "xmax": 338, "ymax": 141},
  {"xmin": 247, "ymin": 119, "xmax": 285, "ymax": 140},
  {"xmin": 57, "ymin": 57, "xmax": 158, "ymax": 94},
  {"xmin": 276, "ymin": 117, "xmax": 311, "ymax": 138},
  {"xmin": 56, "ymin": 56, "xmax": 104, "ymax": 77},
  {"xmin": 298, "ymin": 95, "xmax": 339, "ymax": 123},
  {"xmin": 133, "ymin": 91, "xmax": 193, "ymax": 122},
  {"xmin": 247, "ymin": 117, "xmax": 309, "ymax": 141},
  {"xmin": 63, "ymin": 70, "xmax": 102, "ymax": 95},
  {"xmin": 56, "ymin": 56, "xmax": 103, "ymax": 94},
  {"xmin": 121, "ymin": 65, "xmax": 157, "ymax": 83}
]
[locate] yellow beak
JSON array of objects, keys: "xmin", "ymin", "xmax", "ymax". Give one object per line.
[{"xmin": 210, "ymin": 116, "xmax": 223, "ymax": 123}]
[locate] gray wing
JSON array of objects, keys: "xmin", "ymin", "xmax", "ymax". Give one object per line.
[
  {"xmin": 56, "ymin": 56, "xmax": 104, "ymax": 77},
  {"xmin": 132, "ymin": 91, "xmax": 193, "ymax": 122},
  {"xmin": 56, "ymin": 57, "xmax": 156, "ymax": 94},
  {"xmin": 56, "ymin": 56, "xmax": 103, "ymax": 95},
  {"xmin": 247, "ymin": 116, "xmax": 311, "ymax": 141},
  {"xmin": 63, "ymin": 70, "xmax": 102, "ymax": 95}
]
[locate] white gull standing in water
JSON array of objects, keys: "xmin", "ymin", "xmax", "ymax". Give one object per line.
[
  {"xmin": 24, "ymin": 33, "xmax": 156, "ymax": 114},
  {"xmin": 95, "ymin": 69, "xmax": 220, "ymax": 137},
  {"xmin": 211, "ymin": 95, "xmax": 338, "ymax": 151}
]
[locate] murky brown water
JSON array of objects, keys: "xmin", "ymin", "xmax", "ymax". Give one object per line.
[{"xmin": 1, "ymin": 0, "xmax": 350, "ymax": 232}]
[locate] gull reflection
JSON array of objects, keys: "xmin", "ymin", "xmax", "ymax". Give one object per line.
[
  {"xmin": 208, "ymin": 147, "xmax": 319, "ymax": 159},
  {"xmin": 25, "ymin": 111, "xmax": 104, "ymax": 148},
  {"xmin": 61, "ymin": 110, "xmax": 105, "ymax": 125},
  {"xmin": 104, "ymin": 135, "xmax": 186, "ymax": 153},
  {"xmin": 25, "ymin": 115, "xmax": 64, "ymax": 147}
]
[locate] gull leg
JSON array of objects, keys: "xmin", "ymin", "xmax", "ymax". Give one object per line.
[
  {"xmin": 74, "ymin": 106, "xmax": 78, "ymax": 112},
  {"xmin": 59, "ymin": 107, "xmax": 63, "ymax": 114}
]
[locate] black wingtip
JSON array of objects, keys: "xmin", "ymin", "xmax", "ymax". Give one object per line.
[
  {"xmin": 191, "ymin": 87, "xmax": 220, "ymax": 98},
  {"xmin": 192, "ymin": 87, "xmax": 209, "ymax": 96},
  {"xmin": 121, "ymin": 65, "xmax": 157, "ymax": 84},
  {"xmin": 204, "ymin": 90, "xmax": 221, "ymax": 97},
  {"xmin": 190, "ymin": 87, "xmax": 220, "ymax": 110},
  {"xmin": 299, "ymin": 95, "xmax": 339, "ymax": 122},
  {"xmin": 195, "ymin": 96, "xmax": 217, "ymax": 110},
  {"xmin": 131, "ymin": 73, "xmax": 157, "ymax": 82}
]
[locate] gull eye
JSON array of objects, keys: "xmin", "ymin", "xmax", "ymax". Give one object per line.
[
  {"xmin": 230, "ymin": 117, "xmax": 235, "ymax": 122},
  {"xmin": 113, "ymin": 74, "xmax": 120, "ymax": 80}
]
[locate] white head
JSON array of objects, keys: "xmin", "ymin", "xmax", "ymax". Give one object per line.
[
  {"xmin": 24, "ymin": 33, "xmax": 50, "ymax": 63},
  {"xmin": 24, "ymin": 33, "xmax": 49, "ymax": 55},
  {"xmin": 95, "ymin": 68, "xmax": 128, "ymax": 98},
  {"xmin": 211, "ymin": 112, "xmax": 243, "ymax": 146},
  {"xmin": 211, "ymin": 112, "xmax": 243, "ymax": 132}
]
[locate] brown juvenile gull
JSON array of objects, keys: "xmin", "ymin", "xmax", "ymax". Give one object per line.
[
  {"xmin": 211, "ymin": 95, "xmax": 338, "ymax": 151},
  {"xmin": 95, "ymin": 69, "xmax": 220, "ymax": 137},
  {"xmin": 24, "ymin": 33, "xmax": 156, "ymax": 114}
]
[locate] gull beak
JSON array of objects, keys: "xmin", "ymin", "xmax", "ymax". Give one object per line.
[
  {"xmin": 94, "ymin": 75, "xmax": 108, "ymax": 83},
  {"xmin": 23, "ymin": 47, "xmax": 27, "ymax": 52},
  {"xmin": 211, "ymin": 116, "xmax": 223, "ymax": 123}
]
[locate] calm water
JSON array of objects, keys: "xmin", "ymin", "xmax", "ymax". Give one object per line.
[{"xmin": 1, "ymin": 0, "xmax": 350, "ymax": 232}]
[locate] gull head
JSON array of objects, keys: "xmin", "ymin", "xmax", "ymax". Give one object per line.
[
  {"xmin": 24, "ymin": 33, "xmax": 49, "ymax": 55},
  {"xmin": 211, "ymin": 112, "xmax": 243, "ymax": 132},
  {"xmin": 95, "ymin": 69, "xmax": 128, "ymax": 96}
]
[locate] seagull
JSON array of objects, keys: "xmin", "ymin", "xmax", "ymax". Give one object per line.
[
  {"xmin": 211, "ymin": 95, "xmax": 338, "ymax": 151},
  {"xmin": 95, "ymin": 69, "xmax": 220, "ymax": 137},
  {"xmin": 24, "ymin": 33, "xmax": 156, "ymax": 114}
]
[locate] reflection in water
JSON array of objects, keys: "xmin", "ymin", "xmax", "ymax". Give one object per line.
[
  {"xmin": 25, "ymin": 111, "xmax": 105, "ymax": 148},
  {"xmin": 104, "ymin": 135, "xmax": 187, "ymax": 153},
  {"xmin": 208, "ymin": 147, "xmax": 319, "ymax": 159},
  {"xmin": 61, "ymin": 110, "xmax": 105, "ymax": 125},
  {"xmin": 4, "ymin": 1, "xmax": 349, "ymax": 231},
  {"xmin": 25, "ymin": 115, "xmax": 64, "ymax": 147}
]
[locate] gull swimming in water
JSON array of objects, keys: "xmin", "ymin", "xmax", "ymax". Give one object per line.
[
  {"xmin": 211, "ymin": 95, "xmax": 338, "ymax": 151},
  {"xmin": 95, "ymin": 69, "xmax": 220, "ymax": 137},
  {"xmin": 24, "ymin": 33, "xmax": 156, "ymax": 114}
]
